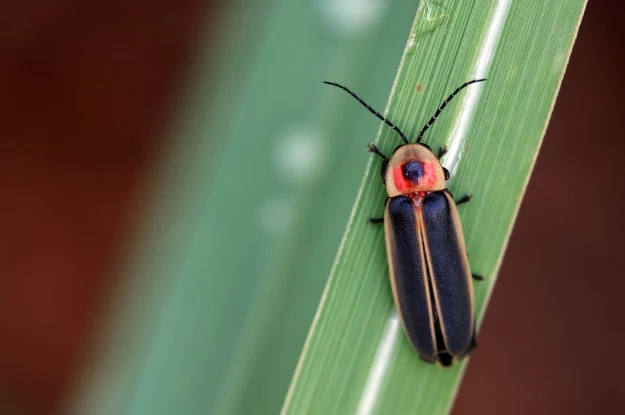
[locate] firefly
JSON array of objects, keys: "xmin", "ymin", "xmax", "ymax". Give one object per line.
[{"xmin": 324, "ymin": 79, "xmax": 486, "ymax": 366}]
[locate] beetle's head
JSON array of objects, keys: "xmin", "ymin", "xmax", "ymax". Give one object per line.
[{"xmin": 383, "ymin": 143, "xmax": 446, "ymax": 197}]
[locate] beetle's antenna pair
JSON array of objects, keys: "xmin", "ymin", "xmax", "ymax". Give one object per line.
[{"xmin": 323, "ymin": 79, "xmax": 486, "ymax": 144}]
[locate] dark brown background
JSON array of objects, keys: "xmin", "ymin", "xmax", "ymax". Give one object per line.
[
  {"xmin": 0, "ymin": 1, "xmax": 207, "ymax": 413},
  {"xmin": 0, "ymin": 1, "xmax": 623, "ymax": 414}
]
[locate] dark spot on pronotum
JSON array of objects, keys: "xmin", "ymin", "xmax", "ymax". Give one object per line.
[{"xmin": 402, "ymin": 160, "xmax": 424, "ymax": 183}]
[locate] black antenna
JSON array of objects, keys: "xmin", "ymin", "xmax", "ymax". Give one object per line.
[
  {"xmin": 323, "ymin": 81, "xmax": 409, "ymax": 144},
  {"xmin": 416, "ymin": 79, "xmax": 487, "ymax": 143}
]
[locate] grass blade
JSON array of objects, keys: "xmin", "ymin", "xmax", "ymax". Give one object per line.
[{"xmin": 283, "ymin": 1, "xmax": 587, "ymax": 414}]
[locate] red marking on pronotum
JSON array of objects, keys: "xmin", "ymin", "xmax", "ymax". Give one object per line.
[
  {"xmin": 423, "ymin": 162, "xmax": 437, "ymax": 185},
  {"xmin": 393, "ymin": 162, "xmax": 438, "ymax": 192},
  {"xmin": 393, "ymin": 165, "xmax": 410, "ymax": 192}
]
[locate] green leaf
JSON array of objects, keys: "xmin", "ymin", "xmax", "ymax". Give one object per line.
[{"xmin": 282, "ymin": 1, "xmax": 587, "ymax": 414}]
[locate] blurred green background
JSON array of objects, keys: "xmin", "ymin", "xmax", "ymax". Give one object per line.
[
  {"xmin": 65, "ymin": 1, "xmax": 418, "ymax": 414},
  {"xmin": 1, "ymin": 1, "xmax": 624, "ymax": 415}
]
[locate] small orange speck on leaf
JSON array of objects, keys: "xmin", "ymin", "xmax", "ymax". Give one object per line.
[{"xmin": 416, "ymin": 84, "xmax": 423, "ymax": 92}]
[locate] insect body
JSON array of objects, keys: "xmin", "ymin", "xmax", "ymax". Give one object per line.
[{"xmin": 324, "ymin": 79, "xmax": 486, "ymax": 366}]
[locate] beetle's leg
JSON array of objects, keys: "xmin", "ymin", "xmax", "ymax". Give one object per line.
[
  {"xmin": 438, "ymin": 145, "xmax": 448, "ymax": 159},
  {"xmin": 368, "ymin": 197, "xmax": 389, "ymax": 224},
  {"xmin": 455, "ymin": 193, "xmax": 473, "ymax": 206},
  {"xmin": 443, "ymin": 167, "xmax": 450, "ymax": 181},
  {"xmin": 367, "ymin": 143, "xmax": 388, "ymax": 160},
  {"xmin": 466, "ymin": 250, "xmax": 484, "ymax": 281}
]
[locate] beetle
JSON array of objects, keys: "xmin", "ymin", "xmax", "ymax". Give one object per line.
[{"xmin": 323, "ymin": 79, "xmax": 486, "ymax": 366}]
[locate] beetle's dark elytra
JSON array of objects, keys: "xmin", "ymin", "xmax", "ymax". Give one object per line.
[{"xmin": 386, "ymin": 196, "xmax": 437, "ymax": 361}]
